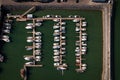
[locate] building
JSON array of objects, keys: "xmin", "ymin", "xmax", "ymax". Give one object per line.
[{"xmin": 92, "ymin": 0, "xmax": 108, "ymax": 2}]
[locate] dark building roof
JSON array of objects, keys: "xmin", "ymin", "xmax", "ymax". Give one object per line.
[{"xmin": 92, "ymin": 0, "xmax": 108, "ymax": 2}]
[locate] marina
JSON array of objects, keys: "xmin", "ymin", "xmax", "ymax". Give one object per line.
[{"xmin": 0, "ymin": 9, "xmax": 103, "ymax": 80}]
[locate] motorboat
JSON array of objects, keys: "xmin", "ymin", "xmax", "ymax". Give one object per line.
[
  {"xmin": 73, "ymin": 19, "xmax": 79, "ymax": 22},
  {"xmin": 54, "ymin": 30, "xmax": 60, "ymax": 33},
  {"xmin": 53, "ymin": 56, "xmax": 59, "ymax": 59},
  {"xmin": 82, "ymin": 33, "xmax": 87, "ymax": 36},
  {"xmin": 34, "ymin": 50, "xmax": 41, "ymax": 55},
  {"xmin": 76, "ymin": 27, "xmax": 80, "ymax": 32},
  {"xmin": 35, "ymin": 32, "xmax": 41, "ymax": 36},
  {"xmin": 25, "ymin": 62, "xmax": 34, "ymax": 65},
  {"xmin": 57, "ymin": 66, "xmax": 66, "ymax": 70},
  {"xmin": 27, "ymin": 39, "xmax": 33, "ymax": 42},
  {"xmin": 53, "ymin": 32, "xmax": 60, "ymax": 36},
  {"xmin": 24, "ymin": 56, "xmax": 33, "ymax": 61},
  {"xmin": 54, "ymin": 63, "xmax": 60, "ymax": 67},
  {"xmin": 53, "ymin": 45, "xmax": 60, "ymax": 49},
  {"xmin": 82, "ymin": 22, "xmax": 87, "ymax": 27},
  {"xmin": 25, "ymin": 46, "xmax": 33, "ymax": 50},
  {"xmin": 35, "ymin": 23, "xmax": 42, "ymax": 27},
  {"xmin": 61, "ymin": 36, "xmax": 66, "ymax": 39},
  {"xmin": 53, "ymin": 19, "xmax": 60, "ymax": 22},
  {"xmin": 75, "ymin": 53, "xmax": 80, "ymax": 57},
  {"xmin": 76, "ymin": 59, "xmax": 80, "ymax": 64},
  {"xmin": 35, "ymin": 36, "xmax": 41, "ymax": 39},
  {"xmin": 2, "ymin": 38, "xmax": 10, "ymax": 42},
  {"xmin": 27, "ymin": 23, "xmax": 33, "ymax": 26},
  {"xmin": 35, "ymin": 56, "xmax": 41, "ymax": 61},
  {"xmin": 82, "ymin": 66, "xmax": 87, "ymax": 70},
  {"xmin": 81, "ymin": 28, "xmax": 86, "ymax": 31},
  {"xmin": 3, "ymin": 29, "xmax": 10, "ymax": 33},
  {"xmin": 54, "ymin": 52, "xmax": 59, "ymax": 56},
  {"xmin": 61, "ymin": 22, "xmax": 66, "ymax": 25},
  {"xmin": 53, "ymin": 25, "xmax": 60, "ymax": 29},
  {"xmin": 35, "ymin": 39, "xmax": 41, "ymax": 42},
  {"xmin": 54, "ymin": 58, "xmax": 59, "ymax": 62},
  {"xmin": 25, "ymin": 25, "xmax": 33, "ymax": 29},
  {"xmin": 61, "ymin": 42, "xmax": 66, "ymax": 45},
  {"xmin": 82, "ymin": 64, "xmax": 87, "ymax": 67}
]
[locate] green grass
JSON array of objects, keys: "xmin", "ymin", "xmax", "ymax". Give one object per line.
[{"xmin": 0, "ymin": 10, "xmax": 102, "ymax": 80}]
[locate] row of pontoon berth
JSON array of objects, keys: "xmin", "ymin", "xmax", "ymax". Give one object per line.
[
  {"xmin": 74, "ymin": 19, "xmax": 88, "ymax": 73},
  {"xmin": 25, "ymin": 20, "xmax": 43, "ymax": 29},
  {"xmin": 1, "ymin": 20, "xmax": 13, "ymax": 42},
  {"xmin": 24, "ymin": 22, "xmax": 42, "ymax": 65},
  {"xmin": 43, "ymin": 15, "xmax": 61, "ymax": 18},
  {"xmin": 53, "ymin": 19, "xmax": 67, "ymax": 74}
]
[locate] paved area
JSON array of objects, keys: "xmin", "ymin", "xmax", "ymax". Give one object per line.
[{"xmin": 1, "ymin": 0, "xmax": 90, "ymax": 5}]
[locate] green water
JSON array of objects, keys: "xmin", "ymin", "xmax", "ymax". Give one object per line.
[{"xmin": 0, "ymin": 10, "xmax": 102, "ymax": 80}]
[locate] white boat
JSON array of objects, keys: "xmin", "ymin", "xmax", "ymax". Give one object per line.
[
  {"xmin": 61, "ymin": 51, "xmax": 66, "ymax": 54},
  {"xmin": 61, "ymin": 42, "xmax": 66, "ymax": 45},
  {"xmin": 46, "ymin": 15, "xmax": 51, "ymax": 18},
  {"xmin": 53, "ymin": 25, "xmax": 60, "ymax": 29},
  {"xmin": 81, "ymin": 38, "xmax": 87, "ymax": 41},
  {"xmin": 82, "ymin": 64, "xmax": 87, "ymax": 67},
  {"xmin": 53, "ymin": 32, "xmax": 60, "ymax": 36},
  {"xmin": 54, "ymin": 52, "xmax": 59, "ymax": 56},
  {"xmin": 75, "ymin": 53, "xmax": 80, "ymax": 57},
  {"xmin": 57, "ymin": 66, "xmax": 66, "ymax": 70},
  {"xmin": 54, "ymin": 30, "xmax": 60, "ymax": 33},
  {"xmin": 25, "ymin": 26, "xmax": 33, "ymax": 29},
  {"xmin": 35, "ymin": 32, "xmax": 41, "ymax": 35},
  {"xmin": 35, "ymin": 36, "xmax": 41, "ymax": 39},
  {"xmin": 25, "ymin": 62, "xmax": 34, "ymax": 65},
  {"xmin": 34, "ymin": 50, "xmax": 41, "ymax": 55},
  {"xmin": 54, "ymin": 58, "xmax": 59, "ymax": 62},
  {"xmin": 35, "ymin": 39, "xmax": 41, "ymax": 42},
  {"xmin": 61, "ymin": 48, "xmax": 66, "ymax": 51},
  {"xmin": 54, "ymin": 39, "xmax": 60, "ymax": 42},
  {"xmin": 36, "ymin": 56, "xmax": 41, "ymax": 61},
  {"xmin": 3, "ymin": 29, "xmax": 10, "ymax": 33},
  {"xmin": 73, "ymin": 19, "xmax": 79, "ymax": 22},
  {"xmin": 53, "ymin": 56, "xmax": 59, "ymax": 59},
  {"xmin": 27, "ymin": 23, "xmax": 33, "ymax": 26},
  {"xmin": 27, "ymin": 36, "xmax": 33, "ymax": 39},
  {"xmin": 61, "ymin": 36, "xmax": 66, "ymax": 39},
  {"xmin": 54, "ymin": 37, "xmax": 60, "ymax": 40},
  {"xmin": 81, "ymin": 28, "xmax": 86, "ymax": 31},
  {"xmin": 53, "ymin": 45, "xmax": 60, "ymax": 49},
  {"xmin": 35, "ymin": 45, "xmax": 41, "ymax": 49},
  {"xmin": 2, "ymin": 38, "xmax": 10, "ymax": 42},
  {"xmin": 54, "ymin": 63, "xmax": 60, "ymax": 67},
  {"xmin": 75, "ymin": 27, "xmax": 80, "ymax": 32},
  {"xmin": 35, "ymin": 23, "xmax": 42, "ymax": 27},
  {"xmin": 24, "ymin": 57, "xmax": 33, "ymax": 61},
  {"xmin": 61, "ymin": 22, "xmax": 66, "ymax": 25},
  {"xmin": 2, "ymin": 35, "xmax": 9, "ymax": 38},
  {"xmin": 53, "ymin": 50, "xmax": 59, "ymax": 52},
  {"xmin": 82, "ymin": 33, "xmax": 87, "ymax": 36},
  {"xmin": 82, "ymin": 66, "xmax": 87, "ymax": 70},
  {"xmin": 82, "ymin": 22, "xmax": 87, "ymax": 27},
  {"xmin": 53, "ymin": 19, "xmax": 59, "ymax": 22},
  {"xmin": 27, "ymin": 39, "xmax": 33, "ymax": 42}
]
